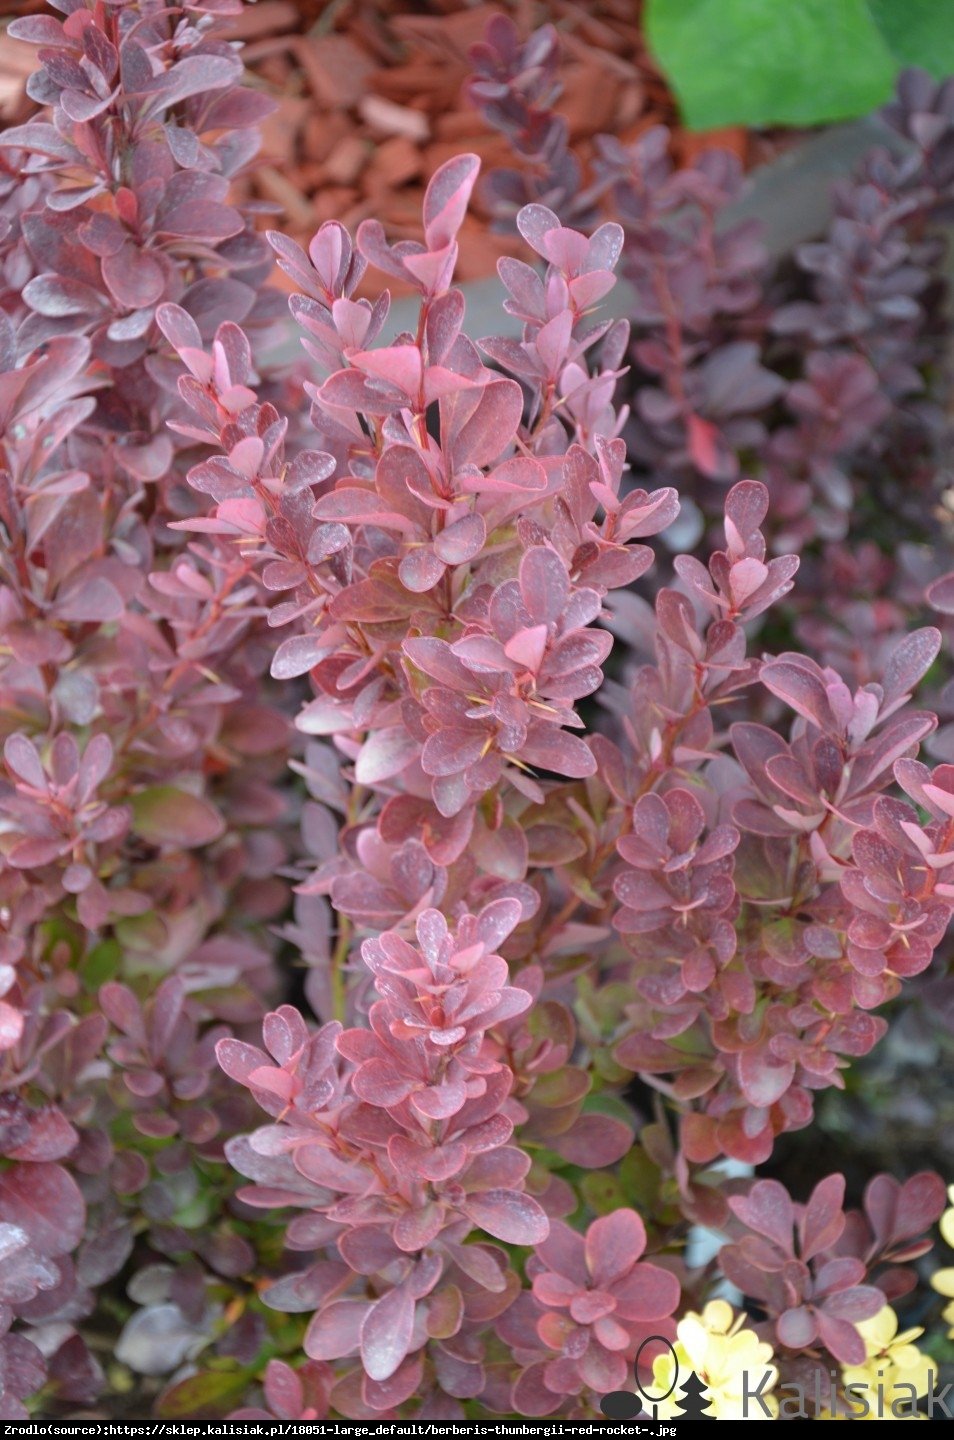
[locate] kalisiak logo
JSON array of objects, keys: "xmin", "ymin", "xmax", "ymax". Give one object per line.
[
  {"xmin": 597, "ymin": 1334, "xmax": 954, "ymax": 1421},
  {"xmin": 599, "ymin": 1334, "xmax": 715, "ymax": 1422}
]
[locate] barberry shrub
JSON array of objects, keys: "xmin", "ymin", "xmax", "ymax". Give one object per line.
[{"xmin": 0, "ymin": 0, "xmax": 949, "ymax": 1423}]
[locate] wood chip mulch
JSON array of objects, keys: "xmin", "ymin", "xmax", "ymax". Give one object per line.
[{"xmin": 0, "ymin": 0, "xmax": 773, "ymax": 296}]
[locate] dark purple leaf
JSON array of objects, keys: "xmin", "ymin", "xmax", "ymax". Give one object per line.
[
  {"xmin": 0, "ymin": 1163, "xmax": 85, "ymax": 1258},
  {"xmin": 101, "ymin": 244, "xmax": 165, "ymax": 310},
  {"xmin": 800, "ymin": 1174, "xmax": 846, "ymax": 1260},
  {"xmin": 814, "ymin": 1312, "xmax": 866, "ymax": 1366},
  {"xmin": 729, "ymin": 1180, "xmax": 794, "ymax": 1251}
]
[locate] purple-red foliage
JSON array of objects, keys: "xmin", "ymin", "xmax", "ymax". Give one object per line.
[
  {"xmin": 515, "ymin": 1209, "xmax": 680, "ymax": 1407},
  {"xmin": 469, "ymin": 19, "xmax": 954, "ymax": 549},
  {"xmin": 158, "ymin": 135, "xmax": 948, "ymax": 1416},
  {"xmin": 466, "ymin": 18, "xmax": 598, "ymax": 229},
  {"xmin": 719, "ymin": 1171, "xmax": 946, "ymax": 1364},
  {"xmin": 0, "ymin": 0, "xmax": 294, "ymax": 1419},
  {"xmin": 0, "ymin": 0, "xmax": 950, "ymax": 1423}
]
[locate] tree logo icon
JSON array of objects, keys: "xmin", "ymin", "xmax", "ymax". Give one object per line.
[{"xmin": 600, "ymin": 1334, "xmax": 716, "ymax": 1422}]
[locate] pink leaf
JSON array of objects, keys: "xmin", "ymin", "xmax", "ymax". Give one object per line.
[
  {"xmin": 474, "ymin": 897, "xmax": 523, "ymax": 952},
  {"xmin": 130, "ymin": 786, "xmax": 225, "ymax": 849},
  {"xmin": 505, "ymin": 625, "xmax": 548, "ymax": 673},
  {"xmin": 432, "ymin": 513, "xmax": 486, "ymax": 565},
  {"xmin": 351, "ymin": 1058, "xmax": 416, "ymax": 1107},
  {"xmin": 360, "ymin": 1285, "xmax": 415, "ymax": 1382},
  {"xmin": 516, "ymin": 204, "xmax": 562, "ymax": 257},
  {"xmin": 892, "ymin": 1172, "xmax": 947, "ymax": 1241},
  {"xmin": 0, "ymin": 1000, "xmax": 24, "ymax": 1052},
  {"xmin": 800, "ymin": 1174, "xmax": 846, "ymax": 1261},
  {"xmin": 776, "ymin": 1306, "xmax": 816, "ymax": 1349},
  {"xmin": 611, "ymin": 1261, "xmax": 680, "ymax": 1322},
  {"xmin": 760, "ymin": 660, "xmax": 831, "ymax": 729},
  {"xmin": 423, "ymin": 154, "xmax": 480, "ymax": 251},
  {"xmin": 4, "ymin": 735, "xmax": 46, "ymax": 790},
  {"xmin": 55, "ymin": 577, "xmax": 124, "ymax": 623},
  {"xmin": 551, "ymin": 1113, "xmax": 633, "ymax": 1167},
  {"xmin": 422, "ymin": 728, "xmax": 488, "ymax": 777},
  {"xmin": 512, "ymin": 1363, "xmax": 564, "ymax": 1416},
  {"xmin": 263, "ymin": 1262, "xmax": 350, "ymax": 1315},
  {"xmin": 450, "ymin": 380, "xmax": 523, "ymax": 468},
  {"xmin": 304, "ymin": 1301, "xmax": 365, "ymax": 1362},
  {"xmin": 686, "ymin": 413, "xmax": 724, "ymax": 479},
  {"xmin": 814, "ymin": 1311, "xmax": 866, "ymax": 1366},
  {"xmin": 394, "ymin": 1202, "xmax": 445, "ymax": 1253},
  {"xmin": 101, "ymin": 243, "xmax": 165, "ymax": 310},
  {"xmin": 8, "ymin": 16, "xmax": 66, "ymax": 43},
  {"xmin": 261, "ymin": 1361, "xmax": 304, "ymax": 1420},
  {"xmin": 520, "ymin": 548, "xmax": 568, "ymax": 625},
  {"xmin": 271, "ymin": 634, "xmax": 326, "ymax": 680},
  {"xmin": 813, "ymin": 1259, "xmax": 865, "ymax": 1298},
  {"xmin": 881, "ymin": 627, "xmax": 941, "ymax": 707},
  {"xmin": 477, "ymin": 455, "xmax": 548, "ymax": 495},
  {"xmin": 725, "ymin": 479, "xmax": 769, "ymax": 539},
  {"xmin": 517, "ymin": 727, "xmax": 596, "ymax": 779},
  {"xmin": 737, "ymin": 1046, "xmax": 796, "ymax": 1108},
  {"xmin": 77, "ymin": 733, "xmax": 113, "ymax": 802},
  {"xmin": 926, "ymin": 571, "xmax": 954, "ymax": 615},
  {"xmin": 355, "ymin": 727, "xmax": 418, "ymax": 785},
  {"xmin": 460, "ymin": 1189, "xmax": 549, "ymax": 1244},
  {"xmin": 398, "ymin": 546, "xmax": 446, "ymax": 593},
  {"xmin": 215, "ymin": 1038, "xmax": 271, "ymax": 1085},
  {"xmin": 352, "ymin": 345, "xmax": 422, "ymax": 400},
  {"xmin": 6, "ymin": 1106, "xmax": 76, "ymax": 1163},
  {"xmin": 729, "ymin": 1180, "xmax": 794, "ymax": 1251},
  {"xmin": 585, "ymin": 1210, "xmax": 646, "ymax": 1287}
]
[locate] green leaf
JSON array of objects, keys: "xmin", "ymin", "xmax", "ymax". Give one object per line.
[
  {"xmin": 40, "ymin": 916, "xmax": 83, "ymax": 964},
  {"xmin": 581, "ymin": 1170, "xmax": 628, "ymax": 1216},
  {"xmin": 172, "ymin": 1191, "xmax": 213, "ymax": 1229},
  {"xmin": 580, "ymin": 1092, "xmax": 635, "ymax": 1122},
  {"xmin": 590, "ymin": 1049, "xmax": 632, "ymax": 1086},
  {"xmin": 526, "ymin": 1000, "xmax": 574, "ymax": 1048},
  {"xmin": 529, "ymin": 1066, "xmax": 591, "ymax": 1108},
  {"xmin": 575, "ymin": 978, "xmax": 632, "ymax": 1035},
  {"xmin": 867, "ymin": 0, "xmax": 954, "ymax": 79},
  {"xmin": 81, "ymin": 939, "xmax": 121, "ymax": 987},
  {"xmin": 619, "ymin": 1148, "xmax": 665, "ymax": 1212},
  {"xmin": 157, "ymin": 1369, "xmax": 251, "ymax": 1420},
  {"xmin": 130, "ymin": 785, "xmax": 225, "ymax": 849},
  {"xmin": 114, "ymin": 911, "xmax": 167, "ymax": 958},
  {"xmin": 646, "ymin": 0, "xmax": 897, "ymax": 129}
]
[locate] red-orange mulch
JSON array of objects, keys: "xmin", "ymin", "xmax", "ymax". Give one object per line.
[{"xmin": 0, "ymin": 0, "xmax": 762, "ymax": 295}]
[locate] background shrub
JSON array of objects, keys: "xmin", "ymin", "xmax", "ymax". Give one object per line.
[{"xmin": 0, "ymin": 1, "xmax": 950, "ymax": 1421}]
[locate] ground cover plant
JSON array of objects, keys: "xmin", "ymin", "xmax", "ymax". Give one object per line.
[{"xmin": 0, "ymin": 0, "xmax": 951, "ymax": 1421}]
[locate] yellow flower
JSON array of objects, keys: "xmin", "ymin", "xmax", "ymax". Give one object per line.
[
  {"xmin": 940, "ymin": 1185, "xmax": 954, "ymax": 1251},
  {"xmin": 929, "ymin": 1272, "xmax": 954, "ymax": 1341},
  {"xmin": 840, "ymin": 1307, "xmax": 934, "ymax": 1420},
  {"xmin": 933, "ymin": 1267, "xmax": 954, "ymax": 1299},
  {"xmin": 933, "ymin": 1185, "xmax": 954, "ymax": 1340},
  {"xmin": 650, "ymin": 1300, "xmax": 778, "ymax": 1420}
]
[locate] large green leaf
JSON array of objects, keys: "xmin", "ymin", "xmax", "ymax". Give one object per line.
[
  {"xmin": 646, "ymin": 0, "xmax": 897, "ymax": 129},
  {"xmin": 868, "ymin": 0, "xmax": 954, "ymax": 80}
]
